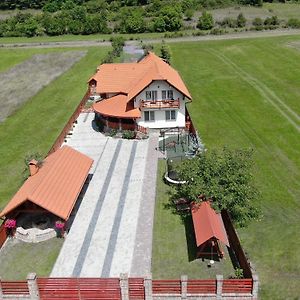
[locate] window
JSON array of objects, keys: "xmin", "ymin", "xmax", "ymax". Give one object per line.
[
  {"xmin": 152, "ymin": 90, "xmax": 157, "ymax": 100},
  {"xmin": 144, "ymin": 111, "xmax": 155, "ymax": 122},
  {"xmin": 165, "ymin": 110, "xmax": 176, "ymax": 121},
  {"xmin": 146, "ymin": 90, "xmax": 158, "ymax": 101},
  {"xmin": 167, "ymin": 90, "xmax": 174, "ymax": 99},
  {"xmin": 146, "ymin": 91, "xmax": 151, "ymax": 100},
  {"xmin": 162, "ymin": 90, "xmax": 167, "ymax": 100}
]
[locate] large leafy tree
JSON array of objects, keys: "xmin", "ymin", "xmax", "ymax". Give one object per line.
[{"xmin": 176, "ymin": 147, "xmax": 260, "ymax": 227}]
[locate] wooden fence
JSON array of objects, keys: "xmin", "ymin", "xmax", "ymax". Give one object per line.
[
  {"xmin": 0, "ymin": 222, "xmax": 7, "ymax": 249},
  {"xmin": 221, "ymin": 210, "xmax": 253, "ymax": 278},
  {"xmin": 0, "ymin": 274, "xmax": 258, "ymax": 299},
  {"xmin": 47, "ymin": 90, "xmax": 90, "ymax": 155}
]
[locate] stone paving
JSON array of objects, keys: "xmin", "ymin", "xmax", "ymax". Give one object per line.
[{"xmin": 51, "ymin": 113, "xmax": 159, "ymax": 277}]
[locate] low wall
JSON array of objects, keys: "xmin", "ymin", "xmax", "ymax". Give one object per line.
[
  {"xmin": 47, "ymin": 89, "xmax": 90, "ymax": 155},
  {"xmin": 221, "ymin": 210, "xmax": 253, "ymax": 279},
  {"xmin": 0, "ymin": 273, "xmax": 259, "ymax": 300},
  {"xmin": 0, "ymin": 222, "xmax": 7, "ymax": 248}
]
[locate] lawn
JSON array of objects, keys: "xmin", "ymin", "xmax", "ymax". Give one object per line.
[
  {"xmin": 0, "ymin": 46, "xmax": 109, "ymax": 210},
  {"xmin": 152, "ymin": 160, "xmax": 236, "ymax": 279},
  {"xmin": 0, "ymin": 238, "xmax": 63, "ymax": 280},
  {"xmin": 167, "ymin": 35, "xmax": 300, "ymax": 299}
]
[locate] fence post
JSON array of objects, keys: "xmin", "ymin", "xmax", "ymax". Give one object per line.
[
  {"xmin": 27, "ymin": 273, "xmax": 40, "ymax": 300},
  {"xmin": 216, "ymin": 275, "xmax": 223, "ymax": 300},
  {"xmin": 120, "ymin": 273, "xmax": 129, "ymax": 300},
  {"xmin": 181, "ymin": 275, "xmax": 188, "ymax": 300},
  {"xmin": 144, "ymin": 274, "xmax": 153, "ymax": 300},
  {"xmin": 0, "ymin": 277, "xmax": 3, "ymax": 298},
  {"xmin": 252, "ymin": 275, "xmax": 259, "ymax": 300}
]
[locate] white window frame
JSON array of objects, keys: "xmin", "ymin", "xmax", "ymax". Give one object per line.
[
  {"xmin": 165, "ymin": 110, "xmax": 176, "ymax": 121},
  {"xmin": 167, "ymin": 90, "xmax": 174, "ymax": 99},
  {"xmin": 146, "ymin": 91, "xmax": 151, "ymax": 100},
  {"xmin": 144, "ymin": 111, "xmax": 155, "ymax": 122}
]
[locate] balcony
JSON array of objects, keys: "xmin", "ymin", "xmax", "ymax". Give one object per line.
[{"xmin": 140, "ymin": 99, "xmax": 180, "ymax": 109}]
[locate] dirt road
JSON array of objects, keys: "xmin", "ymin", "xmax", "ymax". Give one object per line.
[{"xmin": 1, "ymin": 29, "xmax": 300, "ymax": 49}]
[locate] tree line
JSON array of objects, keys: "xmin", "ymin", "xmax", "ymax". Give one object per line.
[{"xmin": 0, "ymin": 0, "xmax": 299, "ymax": 37}]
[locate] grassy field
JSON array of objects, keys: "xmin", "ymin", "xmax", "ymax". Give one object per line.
[
  {"xmin": 167, "ymin": 35, "xmax": 300, "ymax": 299},
  {"xmin": 152, "ymin": 160, "xmax": 236, "ymax": 279},
  {"xmin": 0, "ymin": 238, "xmax": 63, "ymax": 280},
  {"xmin": 0, "ymin": 46, "xmax": 109, "ymax": 210}
]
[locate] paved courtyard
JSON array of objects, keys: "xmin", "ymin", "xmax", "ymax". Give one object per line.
[{"xmin": 51, "ymin": 113, "xmax": 159, "ymax": 277}]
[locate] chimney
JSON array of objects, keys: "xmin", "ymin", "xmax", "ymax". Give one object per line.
[{"xmin": 29, "ymin": 159, "xmax": 39, "ymax": 176}]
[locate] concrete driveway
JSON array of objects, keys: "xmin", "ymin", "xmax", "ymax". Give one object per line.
[{"xmin": 51, "ymin": 113, "xmax": 159, "ymax": 277}]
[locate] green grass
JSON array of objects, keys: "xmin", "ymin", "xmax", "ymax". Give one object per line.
[
  {"xmin": 167, "ymin": 35, "xmax": 300, "ymax": 299},
  {"xmin": 0, "ymin": 46, "xmax": 109, "ymax": 210},
  {"xmin": 0, "ymin": 238, "xmax": 63, "ymax": 280},
  {"xmin": 152, "ymin": 160, "xmax": 236, "ymax": 279}
]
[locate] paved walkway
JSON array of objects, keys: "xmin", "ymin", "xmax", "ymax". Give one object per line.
[{"xmin": 51, "ymin": 113, "xmax": 159, "ymax": 277}]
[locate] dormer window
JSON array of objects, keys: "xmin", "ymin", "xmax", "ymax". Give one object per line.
[{"xmin": 167, "ymin": 90, "xmax": 173, "ymax": 99}]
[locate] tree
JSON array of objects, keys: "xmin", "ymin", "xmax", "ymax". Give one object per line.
[
  {"xmin": 197, "ymin": 11, "xmax": 214, "ymax": 30},
  {"xmin": 160, "ymin": 41, "xmax": 171, "ymax": 64},
  {"xmin": 237, "ymin": 13, "xmax": 246, "ymax": 28},
  {"xmin": 120, "ymin": 11, "xmax": 146, "ymax": 33},
  {"xmin": 176, "ymin": 147, "xmax": 260, "ymax": 227}
]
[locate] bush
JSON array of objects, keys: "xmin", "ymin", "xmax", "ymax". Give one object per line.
[
  {"xmin": 264, "ymin": 16, "xmax": 279, "ymax": 26},
  {"xmin": 220, "ymin": 17, "xmax": 238, "ymax": 28},
  {"xmin": 287, "ymin": 18, "xmax": 300, "ymax": 29},
  {"xmin": 160, "ymin": 41, "xmax": 171, "ymax": 64},
  {"xmin": 252, "ymin": 17, "xmax": 263, "ymax": 26},
  {"xmin": 197, "ymin": 11, "xmax": 214, "ymax": 30},
  {"xmin": 122, "ymin": 130, "xmax": 135, "ymax": 139},
  {"xmin": 237, "ymin": 13, "xmax": 246, "ymax": 27}
]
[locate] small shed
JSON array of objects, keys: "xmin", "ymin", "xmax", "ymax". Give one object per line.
[
  {"xmin": 0, "ymin": 146, "xmax": 93, "ymax": 223},
  {"xmin": 191, "ymin": 201, "xmax": 229, "ymax": 259}
]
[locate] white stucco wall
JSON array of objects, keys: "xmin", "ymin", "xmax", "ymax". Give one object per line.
[
  {"xmin": 134, "ymin": 80, "xmax": 184, "ymax": 106},
  {"xmin": 134, "ymin": 80, "xmax": 187, "ymax": 129}
]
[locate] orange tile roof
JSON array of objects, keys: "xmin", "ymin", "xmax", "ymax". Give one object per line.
[
  {"xmin": 89, "ymin": 52, "xmax": 192, "ymax": 100},
  {"xmin": 191, "ymin": 201, "xmax": 229, "ymax": 247},
  {"xmin": 0, "ymin": 146, "xmax": 93, "ymax": 220},
  {"xmin": 93, "ymin": 95, "xmax": 141, "ymax": 119}
]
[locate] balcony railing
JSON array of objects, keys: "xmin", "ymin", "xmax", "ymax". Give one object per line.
[{"xmin": 140, "ymin": 99, "xmax": 180, "ymax": 109}]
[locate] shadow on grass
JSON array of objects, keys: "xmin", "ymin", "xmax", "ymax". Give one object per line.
[{"xmin": 183, "ymin": 214, "xmax": 197, "ymax": 262}]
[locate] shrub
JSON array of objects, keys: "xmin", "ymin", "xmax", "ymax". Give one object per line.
[
  {"xmin": 264, "ymin": 16, "xmax": 279, "ymax": 26},
  {"xmin": 237, "ymin": 13, "xmax": 246, "ymax": 28},
  {"xmin": 122, "ymin": 130, "xmax": 135, "ymax": 139},
  {"xmin": 287, "ymin": 18, "xmax": 300, "ymax": 29},
  {"xmin": 252, "ymin": 17, "xmax": 263, "ymax": 26},
  {"xmin": 197, "ymin": 11, "xmax": 214, "ymax": 30}
]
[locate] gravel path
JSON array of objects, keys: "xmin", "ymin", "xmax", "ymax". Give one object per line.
[{"xmin": 1, "ymin": 29, "xmax": 300, "ymax": 49}]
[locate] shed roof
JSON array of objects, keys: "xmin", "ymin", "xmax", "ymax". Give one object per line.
[
  {"xmin": 0, "ymin": 146, "xmax": 93, "ymax": 220},
  {"xmin": 191, "ymin": 201, "xmax": 229, "ymax": 247}
]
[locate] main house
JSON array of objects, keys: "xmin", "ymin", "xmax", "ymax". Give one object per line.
[{"xmin": 89, "ymin": 52, "xmax": 192, "ymax": 131}]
